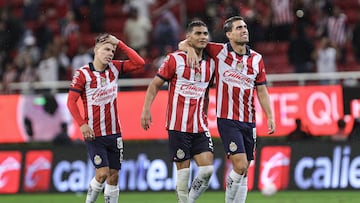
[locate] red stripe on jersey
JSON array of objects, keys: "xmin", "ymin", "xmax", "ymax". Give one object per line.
[
  {"xmin": 220, "ymin": 83, "xmax": 229, "ymax": 118},
  {"xmin": 247, "ymin": 54, "xmax": 255, "ymax": 74},
  {"xmin": 105, "ymin": 102, "xmax": 111, "ymax": 135},
  {"xmin": 243, "ymin": 88, "xmax": 250, "ymax": 122},
  {"xmin": 205, "ymin": 60, "xmax": 211, "ymax": 81},
  {"xmin": 88, "ymin": 69, "xmax": 98, "ymax": 89},
  {"xmin": 167, "ymin": 78, "xmax": 176, "ymax": 129},
  {"xmin": 108, "ymin": 64, "xmax": 117, "ymax": 82},
  {"xmin": 186, "ymin": 98, "xmax": 197, "ymax": 132},
  {"xmin": 233, "ymin": 86, "xmax": 240, "ymax": 121},
  {"xmin": 113, "ymin": 99, "xmax": 121, "ymax": 133},
  {"xmin": 179, "ymin": 53, "xmax": 191, "ymax": 80},
  {"xmin": 224, "ymin": 51, "xmax": 234, "ymax": 67},
  {"xmin": 92, "ymin": 105, "xmax": 101, "ymax": 135},
  {"xmin": 173, "ymin": 95, "xmax": 185, "ymax": 130}
]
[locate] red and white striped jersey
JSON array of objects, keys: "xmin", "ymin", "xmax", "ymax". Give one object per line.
[
  {"xmin": 158, "ymin": 51, "xmax": 215, "ymax": 133},
  {"xmin": 206, "ymin": 42, "xmax": 267, "ymax": 123},
  {"xmin": 69, "ymin": 62, "xmax": 123, "ymax": 136},
  {"xmin": 271, "ymin": 0, "xmax": 294, "ymax": 25},
  {"xmin": 327, "ymin": 13, "xmax": 347, "ymax": 47}
]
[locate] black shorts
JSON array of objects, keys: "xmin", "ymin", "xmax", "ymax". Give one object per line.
[
  {"xmin": 217, "ymin": 118, "xmax": 256, "ymax": 161},
  {"xmin": 168, "ymin": 130, "xmax": 214, "ymax": 162},
  {"xmin": 85, "ymin": 134, "xmax": 123, "ymax": 170}
]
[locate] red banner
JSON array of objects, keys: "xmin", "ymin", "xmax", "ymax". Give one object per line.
[{"xmin": 0, "ymin": 85, "xmax": 345, "ymax": 143}]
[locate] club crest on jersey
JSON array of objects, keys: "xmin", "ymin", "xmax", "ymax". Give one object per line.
[
  {"xmin": 176, "ymin": 149, "xmax": 185, "ymax": 159},
  {"xmin": 100, "ymin": 77, "xmax": 106, "ymax": 87},
  {"xmin": 195, "ymin": 72, "xmax": 201, "ymax": 81},
  {"xmin": 236, "ymin": 62, "xmax": 244, "ymax": 72},
  {"xmin": 229, "ymin": 142, "xmax": 238, "ymax": 152},
  {"xmin": 94, "ymin": 155, "xmax": 102, "ymax": 165}
]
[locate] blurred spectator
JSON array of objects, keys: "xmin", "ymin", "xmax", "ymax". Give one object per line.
[
  {"xmin": 152, "ymin": 10, "xmax": 179, "ymax": 55},
  {"xmin": 352, "ymin": 12, "xmax": 360, "ymax": 62},
  {"xmin": 331, "ymin": 118, "xmax": 348, "ymax": 141},
  {"xmin": 240, "ymin": 0, "xmax": 267, "ymax": 46},
  {"xmin": 1, "ymin": 61, "xmax": 18, "ymax": 93},
  {"xmin": 152, "ymin": 45, "xmax": 173, "ymax": 70},
  {"xmin": 59, "ymin": 10, "xmax": 80, "ymax": 58},
  {"xmin": 124, "ymin": 6, "xmax": 152, "ymax": 52},
  {"xmin": 71, "ymin": 44, "xmax": 93, "ymax": 75},
  {"xmin": 18, "ymin": 53, "xmax": 38, "ymax": 84},
  {"xmin": 209, "ymin": 18, "xmax": 227, "ymax": 43},
  {"xmin": 287, "ymin": 26, "xmax": 314, "ymax": 73},
  {"xmin": 37, "ymin": 45, "xmax": 59, "ymax": 82},
  {"xmin": 268, "ymin": 0, "xmax": 294, "ymax": 41},
  {"xmin": 34, "ymin": 13, "xmax": 54, "ymax": 53},
  {"xmin": 53, "ymin": 122, "xmax": 73, "ymax": 145},
  {"xmin": 52, "ymin": 35, "xmax": 71, "ymax": 80},
  {"xmin": 124, "ymin": 0, "xmax": 156, "ymax": 19},
  {"xmin": 15, "ymin": 34, "xmax": 41, "ymax": 70},
  {"xmin": 287, "ymin": 118, "xmax": 312, "ymax": 141},
  {"xmin": 326, "ymin": 5, "xmax": 348, "ymax": 64},
  {"xmin": 348, "ymin": 118, "xmax": 360, "ymax": 141},
  {"xmin": 312, "ymin": 36, "xmax": 339, "ymax": 84},
  {"xmin": 22, "ymin": 0, "xmax": 41, "ymax": 21},
  {"xmin": 89, "ymin": 0, "xmax": 104, "ymax": 33},
  {"xmin": 217, "ymin": 0, "xmax": 240, "ymax": 19},
  {"xmin": 72, "ymin": 0, "xmax": 87, "ymax": 22},
  {"xmin": 0, "ymin": 7, "xmax": 25, "ymax": 65}
]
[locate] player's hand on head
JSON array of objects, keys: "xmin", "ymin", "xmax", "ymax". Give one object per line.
[{"xmin": 108, "ymin": 35, "xmax": 120, "ymax": 45}]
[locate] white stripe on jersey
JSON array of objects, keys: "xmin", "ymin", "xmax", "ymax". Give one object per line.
[{"xmin": 82, "ymin": 69, "xmax": 94, "ymax": 131}]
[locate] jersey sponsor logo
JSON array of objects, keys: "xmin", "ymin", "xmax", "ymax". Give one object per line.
[
  {"xmin": 24, "ymin": 150, "xmax": 52, "ymax": 192},
  {"xmin": 259, "ymin": 146, "xmax": 291, "ymax": 191},
  {"xmin": 178, "ymin": 84, "xmax": 207, "ymax": 98},
  {"xmin": 222, "ymin": 70, "xmax": 253, "ymax": 89},
  {"xmin": 91, "ymin": 86, "xmax": 117, "ymax": 105},
  {"xmin": 0, "ymin": 152, "xmax": 22, "ymax": 193}
]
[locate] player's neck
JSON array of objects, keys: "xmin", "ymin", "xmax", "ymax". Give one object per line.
[
  {"xmin": 195, "ymin": 48, "xmax": 203, "ymax": 60},
  {"xmin": 93, "ymin": 60, "xmax": 107, "ymax": 72},
  {"xmin": 230, "ymin": 42, "xmax": 247, "ymax": 55}
]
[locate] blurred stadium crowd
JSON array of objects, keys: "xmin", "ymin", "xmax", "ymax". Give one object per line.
[{"xmin": 0, "ymin": 0, "xmax": 360, "ymax": 93}]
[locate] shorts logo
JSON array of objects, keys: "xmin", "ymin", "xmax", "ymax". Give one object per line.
[
  {"xmin": 94, "ymin": 155, "xmax": 102, "ymax": 165},
  {"xmin": 229, "ymin": 142, "xmax": 237, "ymax": 152},
  {"xmin": 176, "ymin": 149, "xmax": 185, "ymax": 160}
]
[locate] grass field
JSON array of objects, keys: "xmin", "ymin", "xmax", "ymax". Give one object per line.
[{"xmin": 1, "ymin": 191, "xmax": 360, "ymax": 203}]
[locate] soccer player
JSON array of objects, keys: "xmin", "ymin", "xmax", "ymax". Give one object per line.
[
  {"xmin": 180, "ymin": 16, "xmax": 275, "ymax": 203},
  {"xmin": 141, "ymin": 21, "xmax": 215, "ymax": 203},
  {"xmin": 67, "ymin": 33, "xmax": 145, "ymax": 203}
]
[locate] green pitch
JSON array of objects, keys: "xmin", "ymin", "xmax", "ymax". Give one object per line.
[{"xmin": 1, "ymin": 191, "xmax": 359, "ymax": 203}]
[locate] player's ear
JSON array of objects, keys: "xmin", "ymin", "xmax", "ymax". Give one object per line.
[
  {"xmin": 225, "ymin": 31, "xmax": 231, "ymax": 39},
  {"xmin": 93, "ymin": 45, "xmax": 99, "ymax": 54}
]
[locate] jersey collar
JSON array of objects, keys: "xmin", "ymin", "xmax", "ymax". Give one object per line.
[
  {"xmin": 226, "ymin": 42, "xmax": 251, "ymax": 56},
  {"xmin": 89, "ymin": 62, "xmax": 109, "ymax": 72}
]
